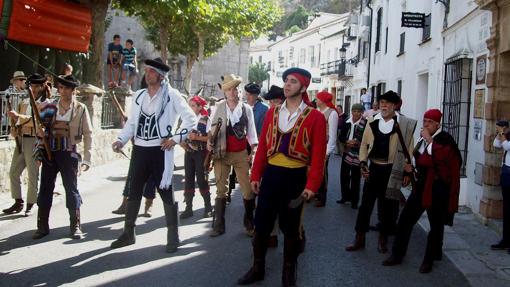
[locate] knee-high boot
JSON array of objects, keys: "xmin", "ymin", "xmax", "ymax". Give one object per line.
[
  {"xmin": 111, "ymin": 200, "xmax": 141, "ymax": 248},
  {"xmin": 32, "ymin": 207, "xmax": 51, "ymax": 239},
  {"xmin": 210, "ymin": 198, "xmax": 226, "ymax": 237},
  {"xmin": 69, "ymin": 209, "xmax": 84, "ymax": 239},
  {"xmin": 164, "ymin": 201, "xmax": 180, "ymax": 253},
  {"xmin": 282, "ymin": 236, "xmax": 300, "ymax": 287},
  {"xmin": 237, "ymin": 233, "xmax": 268, "ymax": 285},
  {"xmin": 243, "ymin": 199, "xmax": 256, "ymax": 236},
  {"xmin": 180, "ymin": 192, "xmax": 194, "ymax": 219},
  {"xmin": 201, "ymin": 191, "xmax": 213, "ymax": 218}
]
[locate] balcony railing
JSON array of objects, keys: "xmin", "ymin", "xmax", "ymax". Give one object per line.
[
  {"xmin": 0, "ymin": 90, "xmax": 26, "ymax": 140},
  {"xmin": 320, "ymin": 57, "xmax": 358, "ymax": 78}
]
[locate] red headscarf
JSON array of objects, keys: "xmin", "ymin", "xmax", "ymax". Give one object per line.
[
  {"xmin": 316, "ymin": 91, "xmax": 338, "ymax": 113},
  {"xmin": 288, "ymin": 72, "xmax": 313, "ymax": 107},
  {"xmin": 190, "ymin": 95, "xmax": 208, "ymax": 116}
]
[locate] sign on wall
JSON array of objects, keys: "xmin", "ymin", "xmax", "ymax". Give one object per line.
[
  {"xmin": 476, "ymin": 54, "xmax": 487, "ymax": 85},
  {"xmin": 474, "ymin": 89, "xmax": 485, "ymax": 119},
  {"xmin": 401, "ymin": 12, "xmax": 425, "ymax": 28}
]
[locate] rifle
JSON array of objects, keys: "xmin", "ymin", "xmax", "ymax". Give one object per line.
[
  {"xmin": 111, "ymin": 91, "xmax": 128, "ymax": 122},
  {"xmin": 28, "ymin": 87, "xmax": 52, "ymax": 161},
  {"xmin": 393, "ymin": 118, "xmax": 417, "ymax": 187},
  {"xmin": 203, "ymin": 117, "xmax": 223, "ymax": 177},
  {"xmin": 5, "ymin": 93, "xmax": 21, "ymax": 153}
]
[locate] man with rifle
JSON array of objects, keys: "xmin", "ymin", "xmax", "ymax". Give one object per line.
[
  {"xmin": 346, "ymin": 90, "xmax": 417, "ymax": 254},
  {"xmin": 32, "ymin": 75, "xmax": 93, "ymax": 240},
  {"xmin": 3, "ymin": 73, "xmax": 50, "ymax": 216},
  {"xmin": 382, "ymin": 109, "xmax": 462, "ymax": 273}
]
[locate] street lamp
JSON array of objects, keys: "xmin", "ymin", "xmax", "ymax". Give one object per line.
[{"xmin": 339, "ymin": 46, "xmax": 346, "ymax": 60}]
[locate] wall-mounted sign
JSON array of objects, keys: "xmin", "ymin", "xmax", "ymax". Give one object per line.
[
  {"xmin": 476, "ymin": 54, "xmax": 487, "ymax": 85},
  {"xmin": 312, "ymin": 77, "xmax": 322, "ymax": 83},
  {"xmin": 473, "ymin": 119, "xmax": 483, "ymax": 141},
  {"xmin": 401, "ymin": 12, "xmax": 425, "ymax": 28},
  {"xmin": 474, "ymin": 89, "xmax": 485, "ymax": 119}
]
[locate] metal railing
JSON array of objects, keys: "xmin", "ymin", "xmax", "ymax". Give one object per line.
[
  {"xmin": 0, "ymin": 90, "xmax": 27, "ymax": 140},
  {"xmin": 101, "ymin": 93, "xmax": 118, "ymax": 129}
]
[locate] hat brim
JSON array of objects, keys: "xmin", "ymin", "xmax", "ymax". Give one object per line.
[
  {"xmin": 221, "ymin": 79, "xmax": 242, "ymax": 91},
  {"xmin": 144, "ymin": 59, "xmax": 170, "ymax": 73},
  {"xmin": 56, "ymin": 76, "xmax": 78, "ymax": 88}
]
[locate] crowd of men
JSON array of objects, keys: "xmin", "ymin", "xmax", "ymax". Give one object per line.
[{"xmin": 3, "ymin": 56, "xmax": 510, "ymax": 286}]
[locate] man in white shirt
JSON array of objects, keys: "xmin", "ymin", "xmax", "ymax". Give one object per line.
[
  {"xmin": 360, "ymin": 88, "xmax": 371, "ymax": 111},
  {"xmin": 110, "ymin": 58, "xmax": 196, "ymax": 253},
  {"xmin": 314, "ymin": 90, "xmax": 339, "ymax": 207}
]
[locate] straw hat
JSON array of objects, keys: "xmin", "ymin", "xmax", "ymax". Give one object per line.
[
  {"xmin": 220, "ymin": 74, "xmax": 242, "ymax": 91},
  {"xmin": 10, "ymin": 71, "xmax": 27, "ymax": 83}
]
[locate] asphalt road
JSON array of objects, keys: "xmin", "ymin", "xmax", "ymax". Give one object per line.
[{"xmin": 0, "ymin": 151, "xmax": 470, "ymax": 286}]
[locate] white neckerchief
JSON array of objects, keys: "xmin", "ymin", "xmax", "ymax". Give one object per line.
[
  {"xmin": 374, "ymin": 112, "xmax": 400, "ymax": 134},
  {"xmin": 141, "ymin": 88, "xmax": 162, "ymax": 115},
  {"xmin": 346, "ymin": 117, "xmax": 361, "ymax": 140},
  {"xmin": 279, "ymin": 100, "xmax": 307, "ymax": 133},
  {"xmin": 226, "ymin": 101, "xmax": 243, "ymax": 126},
  {"xmin": 418, "ymin": 128, "xmax": 441, "ymax": 155}
]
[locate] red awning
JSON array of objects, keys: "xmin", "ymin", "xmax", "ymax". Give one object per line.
[{"xmin": 7, "ymin": 0, "xmax": 92, "ymax": 52}]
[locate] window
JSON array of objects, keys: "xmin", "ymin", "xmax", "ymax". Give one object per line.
[
  {"xmin": 289, "ymin": 47, "xmax": 294, "ymax": 60},
  {"xmin": 442, "ymin": 57, "xmax": 472, "ymax": 176},
  {"xmin": 397, "ymin": 80, "xmax": 402, "ymax": 97},
  {"xmin": 422, "ymin": 14, "xmax": 431, "ymax": 42},
  {"xmin": 250, "ymin": 56, "xmax": 253, "ymax": 64},
  {"xmin": 258, "ymin": 55, "xmax": 262, "ymax": 63},
  {"xmin": 398, "ymin": 32, "xmax": 405, "ymax": 55},
  {"xmin": 385, "ymin": 27, "xmax": 388, "ymax": 54},
  {"xmin": 357, "ymin": 38, "xmax": 362, "ymax": 59},
  {"xmin": 309, "ymin": 46, "xmax": 315, "ymax": 66},
  {"xmin": 376, "ymin": 82, "xmax": 386, "ymax": 97},
  {"xmin": 300, "ymin": 48, "xmax": 306, "ymax": 64},
  {"xmin": 362, "ymin": 41, "xmax": 369, "ymax": 59},
  {"xmin": 375, "ymin": 8, "xmax": 383, "ymax": 52},
  {"xmin": 334, "ymin": 48, "xmax": 339, "ymax": 60},
  {"xmin": 327, "ymin": 50, "xmax": 331, "ymax": 62}
]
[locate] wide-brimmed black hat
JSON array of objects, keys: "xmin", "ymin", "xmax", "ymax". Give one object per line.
[
  {"xmin": 282, "ymin": 67, "xmax": 311, "ymax": 81},
  {"xmin": 28, "ymin": 73, "xmax": 47, "ymax": 85},
  {"xmin": 144, "ymin": 57, "xmax": 170, "ymax": 73},
  {"xmin": 56, "ymin": 75, "xmax": 79, "ymax": 88},
  {"xmin": 244, "ymin": 82, "xmax": 261, "ymax": 95},
  {"xmin": 496, "ymin": 120, "xmax": 509, "ymax": 127},
  {"xmin": 263, "ymin": 85, "xmax": 285, "ymax": 101},
  {"xmin": 377, "ymin": 90, "xmax": 400, "ymax": 104}
]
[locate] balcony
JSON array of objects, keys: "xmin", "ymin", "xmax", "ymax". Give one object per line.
[{"xmin": 320, "ymin": 60, "xmax": 342, "ymax": 76}]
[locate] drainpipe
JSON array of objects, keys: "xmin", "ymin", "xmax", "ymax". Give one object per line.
[{"xmin": 366, "ymin": 0, "xmax": 373, "ymax": 101}]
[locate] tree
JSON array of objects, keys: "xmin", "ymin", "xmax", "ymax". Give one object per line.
[{"xmin": 248, "ymin": 62, "xmax": 269, "ymax": 85}]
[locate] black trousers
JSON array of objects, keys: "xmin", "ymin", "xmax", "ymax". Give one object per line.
[
  {"xmin": 129, "ymin": 146, "xmax": 173, "ymax": 204},
  {"xmin": 316, "ymin": 157, "xmax": 329, "ymax": 203},
  {"xmin": 184, "ymin": 149, "xmax": 209, "ymax": 193},
  {"xmin": 354, "ymin": 163, "xmax": 399, "ymax": 235},
  {"xmin": 501, "ymin": 165, "xmax": 510, "ymax": 244},
  {"xmin": 340, "ymin": 157, "xmax": 361, "ymax": 206},
  {"xmin": 254, "ymin": 164, "xmax": 307, "ymax": 239},
  {"xmin": 391, "ymin": 180, "xmax": 450, "ymax": 262},
  {"xmin": 38, "ymin": 151, "xmax": 82, "ymax": 210},
  {"xmin": 122, "ymin": 148, "xmax": 156, "ymax": 198}
]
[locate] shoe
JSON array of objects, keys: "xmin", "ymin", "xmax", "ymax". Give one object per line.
[
  {"xmin": 69, "ymin": 209, "xmax": 84, "ymax": 239},
  {"xmin": 24, "ymin": 203, "xmax": 35, "ymax": 216},
  {"xmin": 111, "ymin": 200, "xmax": 140, "ymax": 249},
  {"xmin": 382, "ymin": 255, "xmax": 403, "ymax": 266},
  {"xmin": 3, "ymin": 199, "xmax": 24, "ymax": 214},
  {"xmin": 336, "ymin": 199, "xmax": 348, "ymax": 204},
  {"xmin": 419, "ymin": 261, "xmax": 433, "ymax": 273},
  {"xmin": 378, "ymin": 234, "xmax": 388, "ymax": 253},
  {"xmin": 142, "ymin": 198, "xmax": 153, "ymax": 218},
  {"xmin": 32, "ymin": 207, "xmax": 50, "ymax": 239},
  {"xmin": 267, "ymin": 235, "xmax": 278, "ymax": 248},
  {"xmin": 112, "ymin": 197, "xmax": 127, "ymax": 215},
  {"xmin": 490, "ymin": 241, "xmax": 509, "ymax": 250},
  {"xmin": 346, "ymin": 232, "xmax": 365, "ymax": 251}
]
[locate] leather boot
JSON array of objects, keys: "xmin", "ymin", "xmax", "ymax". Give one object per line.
[
  {"xmin": 24, "ymin": 203, "xmax": 35, "ymax": 217},
  {"xmin": 345, "ymin": 232, "xmax": 366, "ymax": 251},
  {"xmin": 210, "ymin": 198, "xmax": 226, "ymax": 237},
  {"xmin": 201, "ymin": 192, "xmax": 213, "ymax": 218},
  {"xmin": 299, "ymin": 229, "xmax": 306, "ymax": 254},
  {"xmin": 382, "ymin": 254, "xmax": 403, "ymax": 266},
  {"xmin": 112, "ymin": 196, "xmax": 127, "ymax": 215},
  {"xmin": 419, "ymin": 260, "xmax": 433, "ymax": 273},
  {"xmin": 3, "ymin": 199, "xmax": 24, "ymax": 214},
  {"xmin": 69, "ymin": 209, "xmax": 84, "ymax": 239},
  {"xmin": 282, "ymin": 237, "xmax": 299, "ymax": 287},
  {"xmin": 164, "ymin": 201, "xmax": 180, "ymax": 253},
  {"xmin": 180, "ymin": 192, "xmax": 194, "ymax": 219},
  {"xmin": 378, "ymin": 233, "xmax": 388, "ymax": 253},
  {"xmin": 237, "ymin": 233, "xmax": 267, "ymax": 285},
  {"xmin": 111, "ymin": 200, "xmax": 141, "ymax": 249},
  {"xmin": 243, "ymin": 199, "xmax": 256, "ymax": 236},
  {"xmin": 32, "ymin": 207, "xmax": 50, "ymax": 239},
  {"xmin": 142, "ymin": 198, "xmax": 154, "ymax": 218}
]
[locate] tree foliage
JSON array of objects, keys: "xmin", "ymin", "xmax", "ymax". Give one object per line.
[{"xmin": 248, "ymin": 62, "xmax": 269, "ymax": 85}]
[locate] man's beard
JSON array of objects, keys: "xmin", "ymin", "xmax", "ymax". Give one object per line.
[{"xmin": 286, "ymin": 89, "xmax": 302, "ymax": 99}]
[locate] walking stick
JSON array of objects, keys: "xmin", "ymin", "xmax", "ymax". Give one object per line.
[
  {"xmin": 393, "ymin": 117, "xmax": 417, "ymax": 188},
  {"xmin": 28, "ymin": 87, "xmax": 52, "ymax": 161},
  {"xmin": 5, "ymin": 94, "xmax": 21, "ymax": 153}
]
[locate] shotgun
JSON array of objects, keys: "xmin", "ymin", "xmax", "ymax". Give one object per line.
[
  {"xmin": 28, "ymin": 87, "xmax": 52, "ymax": 161},
  {"xmin": 203, "ymin": 117, "xmax": 223, "ymax": 177},
  {"xmin": 5, "ymin": 93, "xmax": 21, "ymax": 153},
  {"xmin": 393, "ymin": 119, "xmax": 417, "ymax": 187}
]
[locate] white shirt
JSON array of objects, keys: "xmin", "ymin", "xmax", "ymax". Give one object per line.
[
  {"xmin": 374, "ymin": 112, "xmax": 400, "ymax": 134},
  {"xmin": 56, "ymin": 101, "xmax": 72, "ymax": 122},
  {"xmin": 320, "ymin": 107, "xmax": 339, "ymax": 155},
  {"xmin": 346, "ymin": 117, "xmax": 362, "ymax": 140},
  {"xmin": 361, "ymin": 93, "xmax": 371, "ymax": 104},
  {"xmin": 207, "ymin": 101, "xmax": 259, "ymax": 146},
  {"xmin": 134, "ymin": 88, "xmax": 164, "ymax": 147},
  {"xmin": 417, "ymin": 129, "xmax": 441, "ymax": 155},
  {"xmin": 494, "ymin": 137, "xmax": 510, "ymax": 166},
  {"xmin": 279, "ymin": 100, "xmax": 307, "ymax": 133}
]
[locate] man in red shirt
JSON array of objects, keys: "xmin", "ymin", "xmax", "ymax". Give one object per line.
[{"xmin": 237, "ymin": 67, "xmax": 327, "ymax": 286}]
